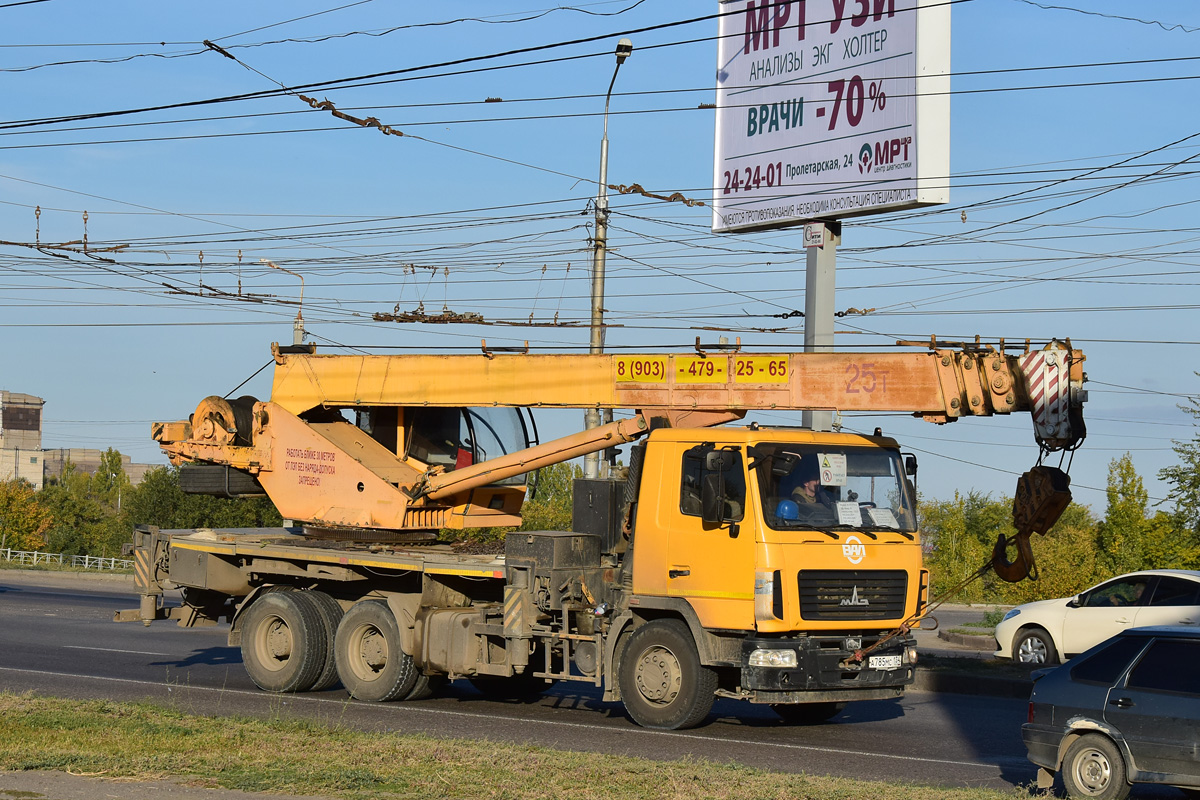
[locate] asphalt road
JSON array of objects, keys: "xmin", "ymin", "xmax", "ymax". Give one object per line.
[{"xmin": 0, "ymin": 571, "xmax": 1186, "ymax": 797}]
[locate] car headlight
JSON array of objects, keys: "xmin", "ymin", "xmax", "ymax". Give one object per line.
[
  {"xmin": 749, "ymin": 648, "xmax": 798, "ymax": 668},
  {"xmin": 1002, "ymin": 608, "xmax": 1021, "ymax": 622}
]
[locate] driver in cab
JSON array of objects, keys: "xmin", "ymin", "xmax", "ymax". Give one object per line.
[{"xmin": 789, "ymin": 458, "xmax": 831, "ymax": 506}]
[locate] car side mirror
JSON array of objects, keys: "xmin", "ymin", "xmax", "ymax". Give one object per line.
[{"xmin": 1066, "ymin": 595, "xmax": 1080, "ymax": 608}]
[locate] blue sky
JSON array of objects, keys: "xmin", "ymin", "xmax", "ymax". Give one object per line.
[{"xmin": 3, "ymin": 0, "xmax": 1199, "ymax": 517}]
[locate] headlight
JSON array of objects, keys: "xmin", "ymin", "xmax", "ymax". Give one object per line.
[
  {"xmin": 1002, "ymin": 608, "xmax": 1021, "ymax": 622},
  {"xmin": 749, "ymin": 648, "xmax": 798, "ymax": 668},
  {"xmin": 906, "ymin": 645, "xmax": 919, "ymax": 665}
]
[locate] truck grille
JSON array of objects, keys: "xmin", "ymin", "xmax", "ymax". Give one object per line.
[{"xmin": 797, "ymin": 570, "xmax": 907, "ymax": 621}]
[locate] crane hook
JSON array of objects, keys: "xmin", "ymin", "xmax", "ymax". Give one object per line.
[
  {"xmin": 992, "ymin": 531, "xmax": 1036, "ymax": 583},
  {"xmin": 991, "ymin": 465, "xmax": 1073, "ymax": 583}
]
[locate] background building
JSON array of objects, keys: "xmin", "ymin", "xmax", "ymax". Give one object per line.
[{"xmin": 0, "ymin": 392, "xmax": 154, "ymax": 489}]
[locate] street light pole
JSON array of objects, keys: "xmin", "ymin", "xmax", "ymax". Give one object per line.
[{"xmin": 584, "ymin": 38, "xmax": 633, "ymax": 480}]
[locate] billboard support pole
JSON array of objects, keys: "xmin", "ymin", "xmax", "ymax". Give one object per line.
[{"xmin": 801, "ymin": 220, "xmax": 841, "ymax": 432}]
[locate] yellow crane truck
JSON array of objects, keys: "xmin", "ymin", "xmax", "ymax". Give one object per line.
[{"xmin": 118, "ymin": 339, "xmax": 1086, "ymax": 729}]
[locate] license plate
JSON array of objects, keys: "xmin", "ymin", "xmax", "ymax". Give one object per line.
[{"xmin": 868, "ymin": 654, "xmax": 903, "ymax": 670}]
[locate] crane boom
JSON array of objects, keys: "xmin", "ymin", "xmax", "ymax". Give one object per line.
[
  {"xmin": 152, "ymin": 339, "xmax": 1085, "ymax": 534},
  {"xmin": 269, "ymin": 340, "xmax": 1082, "ymax": 430}
]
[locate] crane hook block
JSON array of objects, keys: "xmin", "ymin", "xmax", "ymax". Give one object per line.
[{"xmin": 992, "ymin": 466, "xmax": 1072, "ymax": 583}]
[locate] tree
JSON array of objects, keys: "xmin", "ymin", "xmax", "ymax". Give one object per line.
[
  {"xmin": 40, "ymin": 464, "xmax": 117, "ymax": 556},
  {"xmin": 1095, "ymin": 453, "xmax": 1148, "ymax": 575},
  {"xmin": 518, "ymin": 462, "xmax": 581, "ymax": 532},
  {"xmin": 1160, "ymin": 385, "xmax": 1200, "ymax": 533},
  {"xmin": 0, "ymin": 479, "xmax": 54, "ymax": 551},
  {"xmin": 920, "ymin": 491, "xmax": 1010, "ymax": 603},
  {"xmin": 123, "ymin": 465, "xmax": 283, "ymax": 530},
  {"xmin": 920, "ymin": 489, "xmax": 1099, "ymax": 604}
]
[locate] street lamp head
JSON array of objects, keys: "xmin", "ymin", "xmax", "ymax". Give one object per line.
[{"xmin": 614, "ymin": 38, "xmax": 633, "ymax": 65}]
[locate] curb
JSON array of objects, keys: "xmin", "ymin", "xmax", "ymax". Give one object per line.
[{"xmin": 937, "ymin": 629, "xmax": 996, "ymax": 650}]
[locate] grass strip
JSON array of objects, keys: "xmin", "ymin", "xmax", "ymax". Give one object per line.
[{"xmin": 0, "ymin": 692, "xmax": 1031, "ymax": 800}]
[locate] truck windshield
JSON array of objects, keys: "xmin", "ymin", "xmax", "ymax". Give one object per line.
[{"xmin": 754, "ymin": 443, "xmax": 916, "ymax": 533}]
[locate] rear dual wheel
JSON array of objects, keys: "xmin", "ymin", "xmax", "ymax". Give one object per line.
[
  {"xmin": 334, "ymin": 600, "xmax": 419, "ymax": 702},
  {"xmin": 240, "ymin": 590, "xmax": 328, "ymax": 693}
]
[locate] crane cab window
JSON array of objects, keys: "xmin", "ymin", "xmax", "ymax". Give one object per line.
[{"xmin": 404, "ymin": 407, "xmax": 532, "ymax": 485}]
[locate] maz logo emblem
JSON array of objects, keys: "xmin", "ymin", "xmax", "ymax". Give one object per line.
[{"xmin": 840, "ymin": 585, "xmax": 870, "ymax": 607}]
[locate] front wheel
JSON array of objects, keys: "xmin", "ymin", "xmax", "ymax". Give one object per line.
[
  {"xmin": 1062, "ymin": 734, "xmax": 1129, "ymax": 800},
  {"xmin": 618, "ymin": 619, "xmax": 717, "ymax": 730},
  {"xmin": 1014, "ymin": 627, "xmax": 1057, "ymax": 665}
]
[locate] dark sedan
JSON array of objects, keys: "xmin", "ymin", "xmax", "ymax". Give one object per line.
[{"xmin": 1022, "ymin": 626, "xmax": 1200, "ymax": 800}]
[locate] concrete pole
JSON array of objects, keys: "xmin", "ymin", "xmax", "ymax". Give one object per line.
[{"xmin": 801, "ymin": 221, "xmax": 841, "ymax": 432}]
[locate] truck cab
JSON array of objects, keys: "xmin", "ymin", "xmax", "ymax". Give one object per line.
[{"xmin": 589, "ymin": 426, "xmax": 924, "ymax": 728}]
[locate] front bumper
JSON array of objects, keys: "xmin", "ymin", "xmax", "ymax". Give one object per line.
[{"xmin": 739, "ymin": 633, "xmax": 915, "ymax": 703}]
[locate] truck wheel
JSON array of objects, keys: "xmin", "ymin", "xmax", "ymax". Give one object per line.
[
  {"xmin": 1062, "ymin": 734, "xmax": 1130, "ymax": 800},
  {"xmin": 334, "ymin": 600, "xmax": 418, "ymax": 702},
  {"xmin": 617, "ymin": 619, "xmax": 717, "ymax": 730},
  {"xmin": 1014, "ymin": 627, "xmax": 1057, "ymax": 665},
  {"xmin": 772, "ymin": 701, "xmax": 845, "ymax": 724},
  {"xmin": 240, "ymin": 590, "xmax": 327, "ymax": 693},
  {"xmin": 302, "ymin": 591, "xmax": 344, "ymax": 691}
]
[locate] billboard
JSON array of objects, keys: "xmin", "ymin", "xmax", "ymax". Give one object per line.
[{"xmin": 712, "ymin": 0, "xmax": 950, "ymax": 233}]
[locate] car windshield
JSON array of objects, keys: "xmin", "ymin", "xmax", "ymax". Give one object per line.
[{"xmin": 754, "ymin": 443, "xmax": 916, "ymax": 533}]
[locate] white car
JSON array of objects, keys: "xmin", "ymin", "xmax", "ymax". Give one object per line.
[{"xmin": 994, "ymin": 570, "xmax": 1200, "ymax": 665}]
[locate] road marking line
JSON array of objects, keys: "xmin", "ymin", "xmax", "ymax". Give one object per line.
[
  {"xmin": 63, "ymin": 646, "xmax": 171, "ymax": 656},
  {"xmin": 0, "ymin": 666, "xmax": 1000, "ymax": 771}
]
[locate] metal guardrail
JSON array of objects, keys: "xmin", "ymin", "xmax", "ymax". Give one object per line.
[{"xmin": 1, "ymin": 548, "xmax": 133, "ymax": 571}]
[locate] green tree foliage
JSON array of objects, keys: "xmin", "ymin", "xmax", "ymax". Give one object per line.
[
  {"xmin": 1156, "ymin": 388, "xmax": 1200, "ymax": 566},
  {"xmin": 518, "ymin": 462, "xmax": 582, "ymax": 532},
  {"xmin": 920, "ymin": 488, "xmax": 1100, "ymax": 605},
  {"xmin": 1096, "ymin": 453, "xmax": 1148, "ymax": 575},
  {"xmin": 920, "ymin": 491, "xmax": 1006, "ymax": 603},
  {"xmin": 453, "ymin": 462, "xmax": 584, "ymax": 547},
  {"xmin": 0, "ymin": 479, "xmax": 54, "ymax": 551},
  {"xmin": 40, "ymin": 450, "xmax": 131, "ymax": 557},
  {"xmin": 1160, "ymin": 388, "xmax": 1200, "ymax": 534},
  {"xmin": 36, "ymin": 456, "xmax": 281, "ymax": 558},
  {"xmin": 123, "ymin": 466, "xmax": 283, "ymax": 530},
  {"xmin": 921, "ymin": 450, "xmax": 1200, "ymax": 604}
]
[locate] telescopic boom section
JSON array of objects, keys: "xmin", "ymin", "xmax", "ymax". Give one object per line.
[{"xmin": 152, "ymin": 340, "xmax": 1085, "ymax": 533}]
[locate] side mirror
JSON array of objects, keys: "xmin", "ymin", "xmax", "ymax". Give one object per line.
[
  {"xmin": 705, "ymin": 450, "xmax": 734, "ymax": 472},
  {"xmin": 771, "ymin": 451, "xmax": 800, "ymax": 477},
  {"xmin": 1066, "ymin": 595, "xmax": 1081, "ymax": 608},
  {"xmin": 905, "ymin": 455, "xmax": 918, "ymax": 476},
  {"xmin": 700, "ymin": 470, "xmax": 727, "ymax": 524}
]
